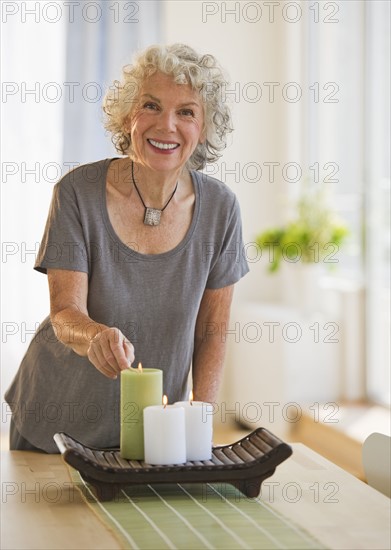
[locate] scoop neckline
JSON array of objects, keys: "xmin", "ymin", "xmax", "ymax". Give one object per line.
[{"xmin": 100, "ymin": 157, "xmax": 201, "ymax": 260}]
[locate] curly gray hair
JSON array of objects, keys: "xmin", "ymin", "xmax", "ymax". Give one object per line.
[{"xmin": 102, "ymin": 43, "xmax": 233, "ymax": 170}]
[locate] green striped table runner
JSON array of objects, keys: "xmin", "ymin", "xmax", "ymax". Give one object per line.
[{"xmin": 70, "ymin": 469, "xmax": 326, "ymax": 549}]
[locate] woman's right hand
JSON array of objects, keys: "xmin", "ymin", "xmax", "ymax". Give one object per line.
[{"xmin": 87, "ymin": 327, "xmax": 135, "ymax": 379}]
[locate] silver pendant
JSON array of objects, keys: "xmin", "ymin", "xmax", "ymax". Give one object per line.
[{"xmin": 144, "ymin": 207, "xmax": 162, "ymax": 226}]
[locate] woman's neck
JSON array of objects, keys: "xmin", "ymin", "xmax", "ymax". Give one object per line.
[{"xmin": 131, "ymin": 160, "xmax": 184, "ymax": 207}]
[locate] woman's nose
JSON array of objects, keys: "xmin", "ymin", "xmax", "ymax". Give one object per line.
[{"xmin": 156, "ymin": 110, "xmax": 177, "ymax": 132}]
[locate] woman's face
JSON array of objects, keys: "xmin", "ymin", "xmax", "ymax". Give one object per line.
[{"xmin": 127, "ymin": 72, "xmax": 205, "ymax": 175}]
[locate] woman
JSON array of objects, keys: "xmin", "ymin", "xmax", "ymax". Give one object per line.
[{"xmin": 5, "ymin": 44, "xmax": 249, "ymax": 453}]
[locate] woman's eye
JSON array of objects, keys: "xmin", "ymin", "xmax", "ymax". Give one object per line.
[
  {"xmin": 144, "ymin": 102, "xmax": 158, "ymax": 110},
  {"xmin": 180, "ymin": 109, "xmax": 194, "ymax": 117}
]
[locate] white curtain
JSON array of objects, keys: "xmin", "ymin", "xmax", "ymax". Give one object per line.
[{"xmin": 62, "ymin": 0, "xmax": 161, "ymax": 163}]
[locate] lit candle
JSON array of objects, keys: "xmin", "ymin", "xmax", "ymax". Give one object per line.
[
  {"xmin": 173, "ymin": 391, "xmax": 213, "ymax": 461},
  {"xmin": 143, "ymin": 396, "xmax": 187, "ymax": 465},
  {"xmin": 120, "ymin": 363, "xmax": 162, "ymax": 460}
]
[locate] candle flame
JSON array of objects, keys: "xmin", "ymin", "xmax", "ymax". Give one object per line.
[
  {"xmin": 189, "ymin": 390, "xmax": 194, "ymax": 406},
  {"xmin": 162, "ymin": 395, "xmax": 168, "ymax": 408},
  {"xmin": 137, "ymin": 362, "xmax": 143, "ymax": 373}
]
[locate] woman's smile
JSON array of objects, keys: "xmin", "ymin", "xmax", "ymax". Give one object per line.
[{"xmin": 147, "ymin": 138, "xmax": 180, "ymax": 152}]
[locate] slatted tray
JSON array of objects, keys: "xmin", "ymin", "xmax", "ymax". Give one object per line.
[{"xmin": 54, "ymin": 428, "xmax": 292, "ymax": 501}]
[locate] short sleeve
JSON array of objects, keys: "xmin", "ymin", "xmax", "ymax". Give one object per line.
[
  {"xmin": 34, "ymin": 176, "xmax": 89, "ymax": 274},
  {"xmin": 206, "ymin": 196, "xmax": 249, "ymax": 289}
]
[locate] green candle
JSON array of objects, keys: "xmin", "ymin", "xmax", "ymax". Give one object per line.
[{"xmin": 120, "ymin": 364, "xmax": 163, "ymax": 459}]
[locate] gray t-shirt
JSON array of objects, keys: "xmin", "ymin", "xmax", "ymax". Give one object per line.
[{"xmin": 5, "ymin": 158, "xmax": 249, "ymax": 452}]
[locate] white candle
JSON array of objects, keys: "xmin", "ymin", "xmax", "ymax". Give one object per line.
[
  {"xmin": 143, "ymin": 396, "xmax": 186, "ymax": 465},
  {"xmin": 173, "ymin": 393, "xmax": 213, "ymax": 461}
]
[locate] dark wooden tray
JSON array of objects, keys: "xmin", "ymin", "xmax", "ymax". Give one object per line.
[{"xmin": 54, "ymin": 428, "xmax": 292, "ymax": 501}]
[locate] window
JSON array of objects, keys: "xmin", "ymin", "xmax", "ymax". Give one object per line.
[
  {"xmin": 364, "ymin": 1, "xmax": 390, "ymax": 405},
  {"xmin": 305, "ymin": 0, "xmax": 390, "ymax": 405}
]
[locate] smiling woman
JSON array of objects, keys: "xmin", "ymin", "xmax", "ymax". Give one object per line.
[
  {"xmin": 103, "ymin": 43, "xmax": 232, "ymax": 170},
  {"xmin": 4, "ymin": 44, "xmax": 249, "ymax": 453}
]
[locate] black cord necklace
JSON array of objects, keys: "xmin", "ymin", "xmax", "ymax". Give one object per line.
[{"xmin": 131, "ymin": 161, "xmax": 178, "ymax": 226}]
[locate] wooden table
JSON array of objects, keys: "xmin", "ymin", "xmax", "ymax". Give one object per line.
[{"xmin": 1, "ymin": 444, "xmax": 390, "ymax": 549}]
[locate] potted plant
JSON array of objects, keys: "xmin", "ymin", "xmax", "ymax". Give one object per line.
[
  {"xmin": 255, "ymin": 188, "xmax": 349, "ymax": 273},
  {"xmin": 255, "ymin": 187, "xmax": 349, "ymax": 311}
]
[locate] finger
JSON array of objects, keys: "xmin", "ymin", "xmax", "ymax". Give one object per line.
[
  {"xmin": 87, "ymin": 334, "xmax": 115, "ymax": 373},
  {"xmin": 90, "ymin": 342, "xmax": 117, "ymax": 375},
  {"xmin": 109, "ymin": 335, "xmax": 131, "ymax": 372},
  {"xmin": 123, "ymin": 339, "xmax": 135, "ymax": 367},
  {"xmin": 87, "ymin": 345, "xmax": 117, "ymax": 380},
  {"xmin": 98, "ymin": 332, "xmax": 124, "ymax": 372}
]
